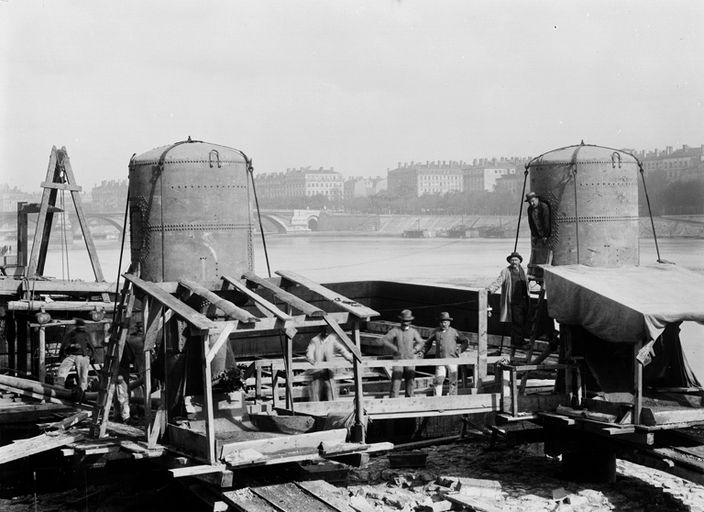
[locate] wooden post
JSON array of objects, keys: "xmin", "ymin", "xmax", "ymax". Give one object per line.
[
  {"xmin": 143, "ymin": 350, "xmax": 152, "ymax": 438},
  {"xmin": 511, "ymin": 368, "xmax": 518, "ymax": 417},
  {"xmin": 38, "ymin": 326, "xmax": 46, "ymax": 383},
  {"xmin": 500, "ymin": 366, "xmax": 511, "ymax": 414},
  {"xmin": 255, "ymin": 364, "xmax": 262, "ymax": 401},
  {"xmin": 285, "ymin": 333, "xmax": 294, "ymax": 411},
  {"xmin": 16, "ymin": 202, "xmax": 28, "ymax": 270},
  {"xmin": 202, "ymin": 334, "xmax": 216, "ymax": 464},
  {"xmin": 27, "ymin": 147, "xmax": 59, "ymax": 277},
  {"xmin": 351, "ymin": 319, "xmax": 365, "ymax": 443},
  {"xmin": 477, "ymin": 288, "xmax": 488, "ymax": 389},
  {"xmin": 562, "ymin": 326, "xmax": 574, "ymax": 404},
  {"xmin": 633, "ymin": 341, "xmax": 643, "ymax": 426}
]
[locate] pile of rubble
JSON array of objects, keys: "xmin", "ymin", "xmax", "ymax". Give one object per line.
[{"xmin": 344, "ymin": 441, "xmax": 704, "ymax": 512}]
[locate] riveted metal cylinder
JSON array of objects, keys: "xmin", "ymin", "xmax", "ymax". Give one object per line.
[
  {"xmin": 128, "ymin": 139, "xmax": 253, "ymax": 284},
  {"xmin": 526, "ymin": 143, "xmax": 640, "ymax": 267}
]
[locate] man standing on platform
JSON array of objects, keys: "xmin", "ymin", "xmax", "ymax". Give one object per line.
[
  {"xmin": 305, "ymin": 325, "xmax": 353, "ymax": 401},
  {"xmin": 525, "ymin": 191, "xmax": 551, "ymax": 274},
  {"xmin": 421, "ymin": 312, "xmax": 470, "ymax": 396},
  {"xmin": 487, "ymin": 252, "xmax": 530, "ymax": 349},
  {"xmin": 57, "ymin": 319, "xmax": 94, "ymax": 400},
  {"xmin": 380, "ymin": 309, "xmax": 425, "ymax": 398}
]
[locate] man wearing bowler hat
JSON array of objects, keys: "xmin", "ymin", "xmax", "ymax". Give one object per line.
[
  {"xmin": 380, "ymin": 309, "xmax": 425, "ymax": 398},
  {"xmin": 487, "ymin": 252, "xmax": 529, "ymax": 348},
  {"xmin": 525, "ymin": 191, "xmax": 552, "ymax": 275},
  {"xmin": 421, "ymin": 312, "xmax": 469, "ymax": 396}
]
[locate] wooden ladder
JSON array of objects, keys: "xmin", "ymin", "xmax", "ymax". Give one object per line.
[
  {"xmin": 518, "ymin": 280, "xmax": 547, "ymax": 394},
  {"xmin": 90, "ymin": 276, "xmax": 136, "ymax": 437}
]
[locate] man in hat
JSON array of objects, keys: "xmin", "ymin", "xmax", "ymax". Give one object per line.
[
  {"xmin": 380, "ymin": 309, "xmax": 425, "ymax": 398},
  {"xmin": 487, "ymin": 253, "xmax": 529, "ymax": 348},
  {"xmin": 421, "ymin": 312, "xmax": 470, "ymax": 396},
  {"xmin": 305, "ymin": 324, "xmax": 354, "ymax": 401},
  {"xmin": 525, "ymin": 191, "xmax": 552, "ymax": 271},
  {"xmin": 57, "ymin": 319, "xmax": 94, "ymax": 399}
]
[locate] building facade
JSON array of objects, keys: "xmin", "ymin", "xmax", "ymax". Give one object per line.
[
  {"xmin": 256, "ymin": 167, "xmax": 344, "ymax": 203},
  {"xmin": 387, "ymin": 161, "xmax": 466, "ymax": 197}
]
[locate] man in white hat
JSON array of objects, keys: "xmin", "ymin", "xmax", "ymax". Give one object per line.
[
  {"xmin": 380, "ymin": 309, "xmax": 425, "ymax": 397},
  {"xmin": 421, "ymin": 312, "xmax": 470, "ymax": 396}
]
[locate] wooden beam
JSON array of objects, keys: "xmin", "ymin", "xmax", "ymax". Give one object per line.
[
  {"xmin": 219, "ymin": 428, "xmax": 347, "ymax": 462},
  {"xmin": 323, "ymin": 316, "xmax": 363, "ymax": 363},
  {"xmin": 124, "ymin": 273, "xmax": 216, "ymax": 332},
  {"xmin": 243, "ymin": 272, "xmax": 325, "ymax": 318},
  {"xmin": 7, "ymin": 300, "xmax": 115, "ymax": 312},
  {"xmin": 60, "ymin": 147, "xmax": 105, "ymax": 281},
  {"xmin": 0, "ymin": 431, "xmax": 85, "ymax": 465},
  {"xmin": 221, "ymin": 275, "xmax": 293, "ymax": 321},
  {"xmin": 202, "ymin": 335, "xmax": 216, "ymax": 464},
  {"xmin": 206, "ymin": 322, "xmax": 237, "ymax": 364},
  {"xmin": 275, "ymin": 270, "xmax": 379, "ymax": 319},
  {"xmin": 27, "ymin": 146, "xmax": 58, "ymax": 277},
  {"xmin": 19, "ymin": 280, "xmax": 116, "ymax": 294},
  {"xmin": 40, "ymin": 181, "xmax": 81, "ymax": 191},
  {"xmin": 287, "ymin": 394, "xmax": 500, "ymax": 418},
  {"xmin": 477, "ymin": 288, "xmax": 488, "ymax": 385},
  {"xmin": 179, "ymin": 279, "xmax": 258, "ymax": 323}
]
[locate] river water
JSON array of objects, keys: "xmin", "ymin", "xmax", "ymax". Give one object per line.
[{"xmin": 42, "ymin": 235, "xmax": 704, "ymax": 286}]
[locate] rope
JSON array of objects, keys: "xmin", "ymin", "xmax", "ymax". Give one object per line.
[
  {"xmin": 513, "ymin": 169, "xmax": 529, "ymax": 253},
  {"xmin": 112, "ymin": 167, "xmax": 132, "ymax": 326},
  {"xmin": 639, "ymin": 164, "xmax": 663, "ymax": 262},
  {"xmin": 246, "ymin": 158, "xmax": 272, "ymax": 277}
]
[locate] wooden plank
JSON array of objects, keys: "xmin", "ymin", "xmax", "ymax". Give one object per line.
[
  {"xmin": 296, "ymin": 480, "xmax": 355, "ymax": 512},
  {"xmin": 252, "ymin": 483, "xmax": 338, "ymax": 512},
  {"xmin": 244, "ymin": 272, "xmax": 325, "ymax": 317},
  {"xmin": 27, "ymin": 146, "xmax": 58, "ymax": 277},
  {"xmin": 202, "ymin": 335, "xmax": 216, "ymax": 464},
  {"xmin": 179, "ymin": 279, "xmax": 258, "ymax": 323},
  {"xmin": 275, "ymin": 270, "xmax": 379, "ymax": 319},
  {"xmin": 169, "ymin": 464, "xmax": 229, "ymax": 478},
  {"xmin": 206, "ymin": 322, "xmax": 237, "ymax": 364},
  {"xmin": 124, "ymin": 273, "xmax": 216, "ymax": 332},
  {"xmin": 634, "ymin": 341, "xmax": 643, "ymax": 426},
  {"xmin": 18, "ymin": 280, "xmax": 116, "ymax": 294},
  {"xmin": 477, "ymin": 288, "xmax": 488, "ymax": 385},
  {"xmin": 220, "ymin": 428, "xmax": 347, "ymax": 462},
  {"xmin": 439, "ymin": 491, "xmax": 503, "ymax": 512},
  {"xmin": 288, "ymin": 394, "xmax": 499, "ymax": 417},
  {"xmin": 40, "ymin": 181, "xmax": 81, "ymax": 191},
  {"xmin": 323, "ymin": 316, "xmax": 363, "ymax": 363},
  {"xmin": 222, "ymin": 275, "xmax": 293, "ymax": 321},
  {"xmin": 0, "ymin": 430, "xmax": 85, "ymax": 464},
  {"xmin": 222, "ymin": 488, "xmax": 280, "ymax": 512}
]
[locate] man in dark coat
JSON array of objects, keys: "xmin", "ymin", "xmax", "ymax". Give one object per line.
[
  {"xmin": 380, "ymin": 309, "xmax": 425, "ymax": 397},
  {"xmin": 525, "ymin": 191, "xmax": 552, "ymax": 273},
  {"xmin": 487, "ymin": 252, "xmax": 529, "ymax": 348}
]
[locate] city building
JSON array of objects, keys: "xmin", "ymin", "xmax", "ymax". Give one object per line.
[
  {"xmin": 256, "ymin": 167, "xmax": 344, "ymax": 203},
  {"xmin": 387, "ymin": 161, "xmax": 465, "ymax": 197},
  {"xmin": 89, "ymin": 180, "xmax": 128, "ymax": 211},
  {"xmin": 344, "ymin": 177, "xmax": 387, "ymax": 200},
  {"xmin": 639, "ymin": 144, "xmax": 704, "ymax": 182}
]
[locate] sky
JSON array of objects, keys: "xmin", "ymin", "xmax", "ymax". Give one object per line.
[{"xmin": 1, "ymin": 0, "xmax": 703, "ymax": 191}]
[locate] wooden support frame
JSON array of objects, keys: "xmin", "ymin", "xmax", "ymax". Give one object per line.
[
  {"xmin": 221, "ymin": 275, "xmax": 293, "ymax": 322},
  {"xmin": 243, "ymin": 272, "xmax": 325, "ymax": 317},
  {"xmin": 27, "ymin": 146, "xmax": 104, "ymax": 281},
  {"xmin": 179, "ymin": 279, "xmax": 258, "ymax": 323},
  {"xmin": 201, "ymin": 334, "xmax": 217, "ymax": 464},
  {"xmin": 275, "ymin": 270, "xmax": 379, "ymax": 319}
]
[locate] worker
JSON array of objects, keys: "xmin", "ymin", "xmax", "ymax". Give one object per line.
[
  {"xmin": 380, "ymin": 309, "xmax": 425, "ymax": 398},
  {"xmin": 56, "ymin": 319, "xmax": 94, "ymax": 400},
  {"xmin": 487, "ymin": 252, "xmax": 529, "ymax": 349},
  {"xmin": 525, "ymin": 191, "xmax": 552, "ymax": 273},
  {"xmin": 305, "ymin": 325, "xmax": 353, "ymax": 401},
  {"xmin": 421, "ymin": 312, "xmax": 470, "ymax": 396}
]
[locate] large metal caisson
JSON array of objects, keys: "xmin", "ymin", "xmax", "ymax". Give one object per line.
[
  {"xmin": 526, "ymin": 143, "xmax": 640, "ymax": 267},
  {"xmin": 128, "ymin": 138, "xmax": 254, "ymax": 283}
]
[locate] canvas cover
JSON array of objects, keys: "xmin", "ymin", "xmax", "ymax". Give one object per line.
[{"xmin": 543, "ymin": 264, "xmax": 704, "ymax": 343}]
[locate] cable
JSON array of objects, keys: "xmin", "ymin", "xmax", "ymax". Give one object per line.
[
  {"xmin": 513, "ymin": 169, "xmax": 529, "ymax": 253},
  {"xmin": 639, "ymin": 164, "xmax": 663, "ymax": 263},
  {"xmin": 112, "ymin": 169, "xmax": 132, "ymax": 326},
  {"xmin": 246, "ymin": 158, "xmax": 272, "ymax": 277}
]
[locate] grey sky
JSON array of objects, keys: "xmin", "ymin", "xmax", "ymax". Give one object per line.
[{"xmin": 1, "ymin": 1, "xmax": 702, "ymax": 191}]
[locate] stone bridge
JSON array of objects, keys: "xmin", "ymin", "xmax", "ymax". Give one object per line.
[{"xmin": 0, "ymin": 209, "xmax": 321, "ymax": 238}]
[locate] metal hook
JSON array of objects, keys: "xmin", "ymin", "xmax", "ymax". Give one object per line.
[
  {"xmin": 209, "ymin": 149, "xmax": 221, "ymax": 168},
  {"xmin": 611, "ymin": 152, "xmax": 622, "ymax": 169}
]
